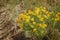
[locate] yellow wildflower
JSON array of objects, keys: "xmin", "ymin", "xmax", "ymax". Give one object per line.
[
  {"xmin": 20, "ymin": 24, "xmax": 23, "ymax": 30},
  {"xmin": 38, "ymin": 24, "xmax": 47, "ymax": 28},
  {"xmin": 43, "ymin": 24, "xmax": 47, "ymax": 28},
  {"xmin": 25, "ymin": 19, "xmax": 30, "ymax": 23},
  {"xmin": 28, "ymin": 10, "xmax": 32, "ymax": 13},
  {"xmin": 30, "ymin": 25, "xmax": 34, "ymax": 28},
  {"xmin": 20, "ymin": 13, "xmax": 23, "ymax": 16},
  {"xmin": 34, "ymin": 7, "xmax": 40, "ymax": 14},
  {"xmin": 27, "ymin": 16, "xmax": 30, "ymax": 19},
  {"xmin": 41, "ymin": 30, "xmax": 44, "ymax": 34},
  {"xmin": 20, "ymin": 13, "xmax": 24, "ymax": 18},
  {"xmin": 33, "ymin": 28, "xmax": 37, "ymax": 32},
  {"xmin": 52, "ymin": 18, "xmax": 54, "ymax": 20},
  {"xmin": 49, "ymin": 12, "xmax": 53, "ymax": 15},
  {"xmin": 45, "ymin": 11, "xmax": 48, "ymax": 14},
  {"xmin": 47, "ymin": 14, "xmax": 50, "ymax": 17},
  {"xmin": 39, "ymin": 18, "xmax": 44, "ymax": 21},
  {"xmin": 55, "ymin": 17, "xmax": 60, "ymax": 21},
  {"xmin": 44, "ymin": 15, "xmax": 48, "ymax": 19},
  {"xmin": 43, "ymin": 7, "xmax": 46, "ymax": 10},
  {"xmin": 23, "ymin": 15, "xmax": 28, "ymax": 19},
  {"xmin": 38, "ymin": 24, "xmax": 42, "ymax": 27},
  {"xmin": 42, "ymin": 9, "xmax": 47, "ymax": 12},
  {"xmin": 40, "ymin": 6, "xmax": 43, "ymax": 9},
  {"xmin": 32, "ymin": 13, "xmax": 35, "ymax": 15},
  {"xmin": 33, "ymin": 22, "xmax": 36, "ymax": 24},
  {"xmin": 57, "ymin": 12, "xmax": 60, "ymax": 15},
  {"xmin": 37, "ymin": 15, "xmax": 41, "ymax": 18},
  {"xmin": 31, "ymin": 18, "xmax": 34, "ymax": 21},
  {"xmin": 56, "ymin": 14, "xmax": 60, "ymax": 18}
]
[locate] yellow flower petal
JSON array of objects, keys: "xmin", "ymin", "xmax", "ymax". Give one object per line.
[
  {"xmin": 39, "ymin": 18, "xmax": 44, "ymax": 21},
  {"xmin": 44, "ymin": 15, "xmax": 48, "ymax": 19},
  {"xmin": 31, "ymin": 18, "xmax": 34, "ymax": 21},
  {"xmin": 33, "ymin": 28, "xmax": 37, "ymax": 32},
  {"xmin": 30, "ymin": 25, "xmax": 34, "ymax": 28},
  {"xmin": 33, "ymin": 22, "xmax": 36, "ymax": 24}
]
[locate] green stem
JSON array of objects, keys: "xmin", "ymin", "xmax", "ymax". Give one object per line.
[{"xmin": 53, "ymin": 22, "xmax": 56, "ymax": 33}]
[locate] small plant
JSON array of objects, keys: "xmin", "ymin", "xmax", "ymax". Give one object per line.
[{"xmin": 16, "ymin": 6, "xmax": 60, "ymax": 40}]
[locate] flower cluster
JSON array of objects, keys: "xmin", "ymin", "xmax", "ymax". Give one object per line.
[
  {"xmin": 55, "ymin": 12, "xmax": 60, "ymax": 21},
  {"xmin": 16, "ymin": 6, "xmax": 60, "ymax": 36}
]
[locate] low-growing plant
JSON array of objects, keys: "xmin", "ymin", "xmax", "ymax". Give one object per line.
[{"xmin": 16, "ymin": 6, "xmax": 60, "ymax": 40}]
